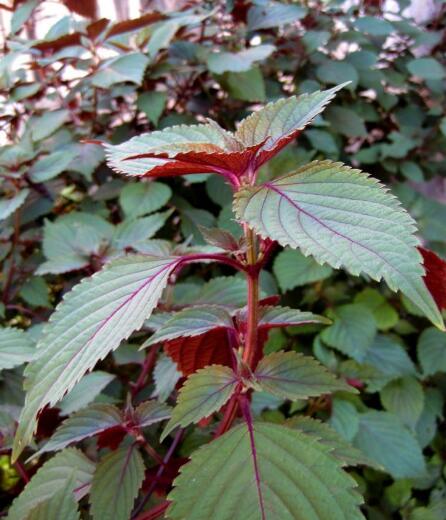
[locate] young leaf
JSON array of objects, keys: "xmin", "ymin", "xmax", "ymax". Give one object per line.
[
  {"xmin": 164, "ymin": 329, "xmax": 234, "ymax": 376},
  {"xmin": 119, "ymin": 181, "xmax": 172, "ymax": 218},
  {"xmin": 144, "ymin": 305, "xmax": 235, "ymax": 347},
  {"xmin": 198, "ymin": 226, "xmax": 240, "ymax": 252},
  {"xmin": 33, "ymin": 404, "xmax": 122, "ymax": 457},
  {"xmin": 161, "ymin": 365, "xmax": 238, "ymax": 440},
  {"xmin": 89, "ymin": 445, "xmax": 145, "ymax": 520},
  {"xmin": 252, "ymin": 351, "xmax": 354, "ymax": 400},
  {"xmin": 168, "ymin": 422, "xmax": 364, "ymax": 519},
  {"xmin": 104, "ymin": 123, "xmax": 258, "ymax": 180},
  {"xmin": 234, "ymin": 160, "xmax": 443, "ymax": 329},
  {"xmin": 380, "ymin": 377, "xmax": 424, "ymax": 429},
  {"xmin": 13, "ymin": 255, "xmax": 182, "ymax": 461},
  {"xmin": 353, "ymin": 411, "xmax": 426, "ymax": 479},
  {"xmin": 235, "ymin": 84, "xmax": 348, "ymax": 166},
  {"xmin": 7, "ymin": 448, "xmax": 95, "ymax": 520},
  {"xmin": 257, "ymin": 305, "xmax": 331, "ymax": 329},
  {"xmin": 134, "ymin": 399, "xmax": 171, "ymax": 427},
  {"xmin": 0, "ymin": 327, "xmax": 35, "ymax": 371},
  {"xmin": 23, "ymin": 473, "xmax": 80, "ymax": 520}
]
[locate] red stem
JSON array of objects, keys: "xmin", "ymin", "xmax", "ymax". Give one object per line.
[
  {"xmin": 134, "ymin": 501, "xmax": 169, "ymax": 520},
  {"xmin": 177, "ymin": 253, "xmax": 246, "ymax": 273}
]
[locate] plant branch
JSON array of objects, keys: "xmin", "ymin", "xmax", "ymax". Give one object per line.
[{"xmin": 131, "ymin": 429, "xmax": 184, "ymax": 519}]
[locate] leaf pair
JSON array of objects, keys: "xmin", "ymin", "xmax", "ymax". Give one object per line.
[
  {"xmin": 104, "ymin": 84, "xmax": 348, "ymax": 183},
  {"xmin": 162, "ymin": 350, "xmax": 354, "ymax": 440}
]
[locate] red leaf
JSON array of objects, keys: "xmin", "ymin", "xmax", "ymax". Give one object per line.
[
  {"xmin": 420, "ymin": 247, "xmax": 446, "ymax": 310},
  {"xmin": 62, "ymin": 0, "xmax": 98, "ymax": 19},
  {"xmin": 164, "ymin": 329, "xmax": 233, "ymax": 376},
  {"xmin": 96, "ymin": 425, "xmax": 127, "ymax": 450},
  {"xmin": 254, "ymin": 130, "xmax": 302, "ymax": 169}
]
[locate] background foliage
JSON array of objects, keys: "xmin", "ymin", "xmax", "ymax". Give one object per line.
[{"xmin": 0, "ymin": 0, "xmax": 446, "ymax": 518}]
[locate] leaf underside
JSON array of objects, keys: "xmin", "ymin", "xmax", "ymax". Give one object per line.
[
  {"xmin": 167, "ymin": 422, "xmax": 364, "ymax": 520},
  {"xmin": 234, "ymin": 160, "xmax": 443, "ymax": 329},
  {"xmin": 13, "ymin": 255, "xmax": 181, "ymax": 461}
]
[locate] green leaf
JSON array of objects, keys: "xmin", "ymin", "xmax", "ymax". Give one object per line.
[
  {"xmin": 137, "ymin": 91, "xmax": 168, "ymax": 126},
  {"xmin": 199, "ymin": 226, "xmax": 240, "ymax": 251},
  {"xmin": 417, "ymin": 327, "xmax": 446, "ymax": 377},
  {"xmin": 321, "ymin": 304, "xmax": 377, "ymax": 361},
  {"xmin": 354, "ymin": 16, "xmax": 394, "ymax": 36},
  {"xmin": 57, "ymin": 371, "xmax": 115, "ymax": 415},
  {"xmin": 153, "ymin": 354, "xmax": 181, "ymax": 402},
  {"xmin": 168, "ymin": 422, "xmax": 364, "ymax": 519},
  {"xmin": 353, "ymin": 411, "xmax": 426, "ymax": 479},
  {"xmin": 287, "ymin": 415, "xmax": 375, "ymax": 468},
  {"xmin": 234, "ymin": 160, "xmax": 443, "ymax": 329},
  {"xmin": 162, "ymin": 365, "xmax": 238, "ymax": 441},
  {"xmin": 112, "ymin": 210, "xmax": 172, "ymax": 250},
  {"xmin": 92, "ymin": 52, "xmax": 150, "ymax": 88},
  {"xmin": 90, "ymin": 445, "xmax": 145, "ymax": 520},
  {"xmin": 145, "ymin": 306, "xmax": 234, "ymax": 347},
  {"xmin": 247, "ymin": 2, "xmax": 307, "ymax": 31},
  {"xmin": 235, "ymin": 84, "xmax": 347, "ymax": 151},
  {"xmin": 35, "ymin": 404, "xmax": 122, "ymax": 457},
  {"xmin": 252, "ymin": 351, "xmax": 354, "ymax": 400},
  {"xmin": 258, "ymin": 306, "xmax": 331, "ymax": 328},
  {"xmin": 19, "ymin": 277, "xmax": 51, "ymax": 308},
  {"xmin": 120, "ymin": 182, "xmax": 172, "ymax": 219},
  {"xmin": 0, "ymin": 189, "xmax": 29, "ymax": 221},
  {"xmin": 207, "ymin": 45, "xmax": 275, "ymax": 74},
  {"xmin": 147, "ymin": 21, "xmax": 179, "ymax": 58},
  {"xmin": 134, "ymin": 399, "xmax": 171, "ymax": 427},
  {"xmin": 0, "ymin": 327, "xmax": 35, "ymax": 371},
  {"xmin": 10, "ymin": 0, "xmax": 39, "ymax": 34},
  {"xmin": 273, "ymin": 248, "xmax": 332, "ymax": 291},
  {"xmin": 354, "ymin": 288, "xmax": 398, "ymax": 331},
  {"xmin": 23, "ymin": 474, "xmax": 80, "ymax": 520},
  {"xmin": 380, "ymin": 377, "xmax": 424, "ymax": 429},
  {"xmin": 13, "ymin": 255, "xmax": 182, "ymax": 461},
  {"xmin": 316, "ymin": 62, "xmax": 358, "ymax": 89},
  {"xmin": 325, "ymin": 106, "xmax": 367, "ymax": 138},
  {"xmin": 30, "ymin": 110, "xmax": 70, "ymax": 142},
  {"xmin": 407, "ymin": 58, "xmax": 445, "ymax": 80},
  {"xmin": 29, "ymin": 149, "xmax": 77, "ymax": 182},
  {"xmin": 221, "ymin": 67, "xmax": 266, "ymax": 102},
  {"xmin": 7, "ymin": 448, "xmax": 95, "ymax": 520},
  {"xmin": 330, "ymin": 399, "xmax": 360, "ymax": 442}
]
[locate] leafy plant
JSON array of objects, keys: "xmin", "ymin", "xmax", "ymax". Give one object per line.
[
  {"xmin": 2, "ymin": 1, "xmax": 446, "ymax": 519},
  {"xmin": 10, "ymin": 80, "xmax": 444, "ymax": 519}
]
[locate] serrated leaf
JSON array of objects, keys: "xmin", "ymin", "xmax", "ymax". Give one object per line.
[
  {"xmin": 0, "ymin": 189, "xmax": 29, "ymax": 221},
  {"xmin": 152, "ymin": 354, "xmax": 181, "ymax": 401},
  {"xmin": 330, "ymin": 399, "xmax": 360, "ymax": 442},
  {"xmin": 273, "ymin": 248, "xmax": 332, "ymax": 291},
  {"xmin": 257, "ymin": 305, "xmax": 331, "ymax": 328},
  {"xmin": 235, "ymin": 84, "xmax": 347, "ymax": 166},
  {"xmin": 321, "ymin": 304, "xmax": 377, "ymax": 362},
  {"xmin": 23, "ymin": 473, "xmax": 80, "ymax": 520},
  {"xmin": 13, "ymin": 255, "xmax": 182, "ymax": 461},
  {"xmin": 417, "ymin": 327, "xmax": 446, "ymax": 377},
  {"xmin": 164, "ymin": 329, "xmax": 233, "ymax": 376},
  {"xmin": 354, "ymin": 288, "xmax": 398, "ymax": 331},
  {"xmin": 353, "ymin": 411, "xmax": 426, "ymax": 479},
  {"xmin": 168, "ymin": 421, "xmax": 364, "ymax": 519},
  {"xmin": 199, "ymin": 226, "xmax": 240, "ymax": 252},
  {"xmin": 30, "ymin": 110, "xmax": 70, "ymax": 142},
  {"xmin": 162, "ymin": 365, "xmax": 238, "ymax": 440},
  {"xmin": 252, "ymin": 351, "xmax": 354, "ymax": 400},
  {"xmin": 0, "ymin": 327, "xmax": 35, "ymax": 371},
  {"xmin": 234, "ymin": 160, "xmax": 443, "ymax": 329},
  {"xmin": 90, "ymin": 445, "xmax": 145, "ymax": 520},
  {"xmin": 137, "ymin": 91, "xmax": 167, "ymax": 126},
  {"xmin": 286, "ymin": 416, "xmax": 376, "ymax": 468},
  {"xmin": 29, "ymin": 149, "xmax": 77, "ymax": 182},
  {"xmin": 134, "ymin": 400, "xmax": 171, "ymax": 427},
  {"xmin": 104, "ymin": 123, "xmax": 255, "ymax": 179},
  {"xmin": 119, "ymin": 181, "xmax": 172, "ymax": 218},
  {"xmin": 145, "ymin": 305, "xmax": 234, "ymax": 347},
  {"xmin": 34, "ymin": 404, "xmax": 122, "ymax": 457},
  {"xmin": 380, "ymin": 377, "xmax": 424, "ymax": 429},
  {"xmin": 7, "ymin": 448, "xmax": 95, "ymax": 520}
]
